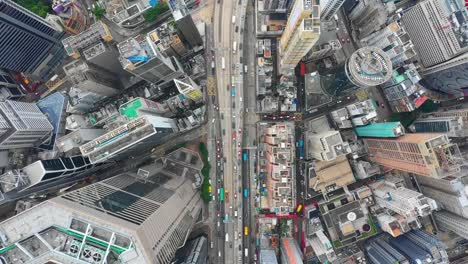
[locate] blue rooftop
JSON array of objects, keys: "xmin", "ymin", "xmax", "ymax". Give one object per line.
[{"xmin": 37, "ymin": 92, "xmax": 66, "ymax": 150}]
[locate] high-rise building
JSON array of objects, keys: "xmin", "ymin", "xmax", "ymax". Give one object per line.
[
  {"xmin": 317, "ymin": 47, "xmax": 393, "ymax": 97},
  {"xmin": 415, "ymin": 175, "xmax": 468, "ymax": 218},
  {"xmin": 83, "ymin": 42, "xmax": 126, "ymax": 75},
  {"xmin": 0, "ymin": 151, "xmax": 204, "ymax": 264},
  {"xmin": 63, "ymin": 59, "xmax": 121, "ymax": 96},
  {"xmin": 280, "ymin": 238, "xmax": 303, "ymax": 264},
  {"xmin": 360, "ymin": 22, "xmax": 417, "ymax": 67},
  {"xmin": 411, "ymin": 116, "xmax": 468, "ymax": 137},
  {"xmin": 280, "ymin": 0, "xmax": 317, "ymax": 52},
  {"xmin": 0, "ymin": 69, "xmax": 24, "ymax": 100},
  {"xmin": 422, "ymin": 53, "xmax": 468, "ymax": 98},
  {"xmin": 0, "ymin": 0, "xmax": 66, "ymax": 80},
  {"xmin": 370, "ymin": 179, "xmax": 437, "ymax": 237},
  {"xmin": 364, "ymin": 133, "xmax": 463, "ymax": 178},
  {"xmin": 354, "ymin": 122, "xmax": 405, "ymax": 138},
  {"xmin": 305, "ymin": 130, "xmax": 351, "ymax": 161},
  {"xmin": 174, "ymin": 78, "xmax": 203, "ymax": 102},
  {"xmin": 434, "ymin": 210, "xmax": 468, "ymax": 240},
  {"xmin": 56, "ymin": 128, "xmax": 105, "ymax": 155},
  {"xmin": 321, "ymin": 0, "xmax": 346, "ymax": 21},
  {"xmin": 80, "ymin": 98, "xmax": 178, "ymax": 164},
  {"xmin": 280, "ymin": 0, "xmax": 320, "ymax": 73},
  {"xmin": 401, "ymin": 0, "xmax": 466, "ymax": 68},
  {"xmin": 0, "ymin": 100, "xmax": 53, "ymax": 150},
  {"xmin": 175, "ymin": 15, "xmax": 203, "ymax": 48},
  {"xmin": 365, "ymin": 231, "xmax": 448, "ymax": 264},
  {"xmin": 347, "ymin": 0, "xmax": 388, "ymax": 38},
  {"xmin": 118, "ymin": 31, "xmax": 184, "ymax": 84},
  {"xmin": 172, "ymin": 236, "xmax": 208, "ymax": 264},
  {"xmin": 62, "ymin": 21, "xmax": 113, "ymax": 59}
]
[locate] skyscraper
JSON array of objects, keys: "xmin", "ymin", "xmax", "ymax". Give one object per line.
[
  {"xmin": 118, "ymin": 30, "xmax": 184, "ymax": 84},
  {"xmin": 0, "ymin": 150, "xmax": 204, "ymax": 264},
  {"xmin": 401, "ymin": 0, "xmax": 466, "ymax": 68},
  {"xmin": 0, "ymin": 100, "xmax": 53, "ymax": 150},
  {"xmin": 0, "ymin": 0, "xmax": 65, "ymax": 80},
  {"xmin": 320, "ymin": 0, "xmax": 346, "ymax": 21},
  {"xmin": 364, "ymin": 133, "xmax": 463, "ymax": 178},
  {"xmin": 80, "ymin": 98, "xmax": 178, "ymax": 164},
  {"xmin": 279, "ymin": 0, "xmax": 320, "ymax": 73}
]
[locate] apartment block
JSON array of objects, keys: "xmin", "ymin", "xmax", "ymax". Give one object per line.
[
  {"xmin": 308, "ymin": 155, "xmax": 355, "ymax": 194},
  {"xmin": 364, "ymin": 133, "xmax": 462, "ymax": 178},
  {"xmin": 264, "ymin": 124, "xmax": 296, "ymax": 216}
]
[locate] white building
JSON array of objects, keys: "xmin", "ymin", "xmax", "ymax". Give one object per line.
[
  {"xmin": 305, "ymin": 130, "xmax": 351, "ymax": 161},
  {"xmin": 0, "ymin": 100, "xmax": 53, "ymax": 150},
  {"xmin": 370, "ymin": 179, "xmax": 437, "ymax": 237}
]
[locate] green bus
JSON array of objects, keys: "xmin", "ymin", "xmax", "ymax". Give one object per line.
[{"xmin": 220, "ymin": 188, "xmax": 225, "ymax": 201}]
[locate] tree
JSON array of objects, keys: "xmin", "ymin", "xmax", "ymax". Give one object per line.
[
  {"xmin": 92, "ymin": 5, "xmax": 106, "ymax": 20},
  {"xmin": 14, "ymin": 0, "xmax": 50, "ymax": 18},
  {"xmin": 144, "ymin": 2, "xmax": 169, "ymax": 22}
]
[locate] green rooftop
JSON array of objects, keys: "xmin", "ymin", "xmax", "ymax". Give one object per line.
[{"xmin": 119, "ymin": 98, "xmax": 144, "ymax": 120}]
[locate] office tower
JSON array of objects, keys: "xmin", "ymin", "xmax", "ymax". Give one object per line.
[
  {"xmin": 303, "ymin": 40, "xmax": 342, "ymax": 63},
  {"xmin": 422, "ymin": 53, "xmax": 468, "ymax": 98},
  {"xmin": 412, "ymin": 116, "xmax": 468, "ymax": 137},
  {"xmin": 417, "ymin": 173, "xmax": 468, "ymax": 216},
  {"xmin": 83, "ymin": 42, "xmax": 126, "ymax": 75},
  {"xmin": 380, "ymin": 64, "xmax": 427, "ymax": 113},
  {"xmin": 321, "ymin": 0, "xmax": 346, "ymax": 21},
  {"xmin": 264, "ymin": 124, "xmax": 296, "ymax": 215},
  {"xmin": 364, "ymin": 133, "xmax": 463, "ymax": 178},
  {"xmin": 318, "ymin": 47, "xmax": 392, "ymax": 97},
  {"xmin": 0, "ymin": 69, "xmax": 24, "ymax": 100},
  {"xmin": 365, "ymin": 231, "xmax": 448, "ymax": 264},
  {"xmin": 80, "ymin": 98, "xmax": 178, "ymax": 163},
  {"xmin": 280, "ymin": 14, "xmax": 320, "ymax": 73},
  {"xmin": 118, "ymin": 30, "xmax": 184, "ymax": 84},
  {"xmin": 434, "ymin": 210, "xmax": 468, "ymax": 239},
  {"xmin": 305, "ymin": 130, "xmax": 350, "ymax": 161},
  {"xmin": 0, "ymin": 151, "xmax": 204, "ymax": 264},
  {"xmin": 56, "ymin": 129, "xmax": 105, "ymax": 155},
  {"xmin": 62, "ymin": 21, "xmax": 113, "ymax": 59},
  {"xmin": 306, "ymin": 230, "xmax": 336, "ymax": 263},
  {"xmin": 280, "ymin": 238, "xmax": 304, "ymax": 264},
  {"xmin": 360, "ymin": 22, "xmax": 417, "ymax": 67},
  {"xmin": 370, "ymin": 179, "xmax": 437, "ymax": 237},
  {"xmin": 355, "ymin": 122, "xmax": 405, "ymax": 138},
  {"xmin": 422, "ymin": 108, "xmax": 468, "ymax": 121},
  {"xmin": 0, "ymin": 0, "xmax": 66, "ymax": 80},
  {"xmin": 0, "ymin": 100, "xmax": 53, "ymax": 150},
  {"xmin": 401, "ymin": 0, "xmax": 466, "ymax": 68},
  {"xmin": 63, "ymin": 59, "xmax": 121, "ymax": 96},
  {"xmin": 173, "ymin": 236, "xmax": 208, "ymax": 264},
  {"xmin": 347, "ymin": 0, "xmax": 388, "ymax": 38},
  {"xmin": 308, "ymin": 155, "xmax": 355, "ymax": 194},
  {"xmin": 280, "ymin": 0, "xmax": 317, "ymax": 52},
  {"xmin": 175, "ymin": 15, "xmax": 203, "ymax": 48}
]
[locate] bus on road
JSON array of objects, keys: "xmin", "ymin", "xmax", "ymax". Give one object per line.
[
  {"xmin": 220, "ymin": 188, "xmax": 225, "ymax": 201},
  {"xmin": 221, "ymin": 57, "xmax": 225, "ymax": 70},
  {"xmin": 244, "ymin": 226, "xmax": 249, "ymax": 236},
  {"xmin": 243, "ymin": 152, "xmax": 247, "ymax": 161},
  {"xmin": 244, "ymin": 188, "xmax": 249, "ymax": 198}
]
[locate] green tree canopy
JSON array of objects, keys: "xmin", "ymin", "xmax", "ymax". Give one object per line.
[
  {"xmin": 14, "ymin": 0, "xmax": 50, "ymax": 18},
  {"xmin": 144, "ymin": 2, "xmax": 169, "ymax": 22},
  {"xmin": 92, "ymin": 5, "xmax": 106, "ymax": 20}
]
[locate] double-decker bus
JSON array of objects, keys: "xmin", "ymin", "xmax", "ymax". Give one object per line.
[{"xmin": 220, "ymin": 188, "xmax": 225, "ymax": 201}]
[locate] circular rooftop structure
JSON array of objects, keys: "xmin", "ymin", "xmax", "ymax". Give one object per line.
[
  {"xmin": 347, "ymin": 212, "xmax": 357, "ymax": 221},
  {"xmin": 345, "ymin": 46, "xmax": 393, "ymax": 87}
]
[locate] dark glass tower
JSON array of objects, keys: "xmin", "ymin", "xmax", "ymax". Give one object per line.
[{"xmin": 0, "ymin": 0, "xmax": 65, "ymax": 80}]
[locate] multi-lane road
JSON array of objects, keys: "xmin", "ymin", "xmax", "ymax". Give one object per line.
[{"xmin": 212, "ymin": 0, "xmax": 250, "ymax": 263}]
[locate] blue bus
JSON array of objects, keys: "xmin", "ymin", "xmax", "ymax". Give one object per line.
[
  {"xmin": 244, "ymin": 188, "xmax": 249, "ymax": 198},
  {"xmin": 231, "ymin": 89, "xmax": 236, "ymax": 96},
  {"xmin": 298, "ymin": 139, "xmax": 304, "ymax": 160},
  {"xmin": 243, "ymin": 152, "xmax": 248, "ymax": 161}
]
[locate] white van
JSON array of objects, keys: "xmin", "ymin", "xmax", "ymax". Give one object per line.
[{"xmin": 234, "ymin": 210, "xmax": 238, "ymax": 217}]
